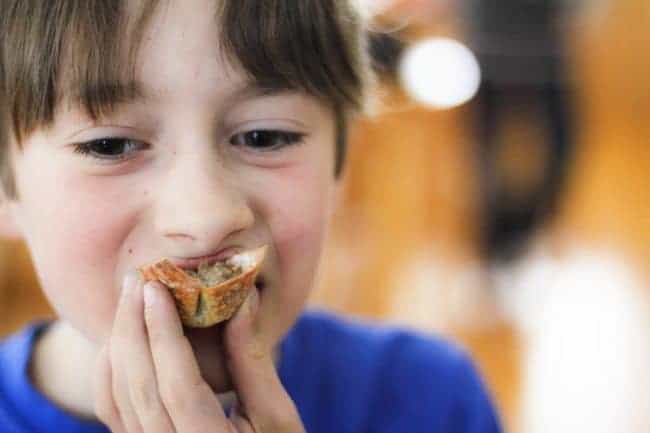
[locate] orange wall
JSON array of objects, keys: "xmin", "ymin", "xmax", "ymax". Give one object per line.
[
  {"xmin": 559, "ymin": 0, "xmax": 650, "ymax": 276},
  {"xmin": 0, "ymin": 241, "xmax": 53, "ymax": 336}
]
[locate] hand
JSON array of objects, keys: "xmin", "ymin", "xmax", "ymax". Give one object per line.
[{"xmin": 93, "ymin": 271, "xmax": 305, "ymax": 433}]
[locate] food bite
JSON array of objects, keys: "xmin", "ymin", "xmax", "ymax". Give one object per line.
[{"xmin": 139, "ymin": 246, "xmax": 267, "ymax": 328}]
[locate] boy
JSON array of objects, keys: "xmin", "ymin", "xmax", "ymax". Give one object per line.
[{"xmin": 0, "ymin": 1, "xmax": 503, "ymax": 432}]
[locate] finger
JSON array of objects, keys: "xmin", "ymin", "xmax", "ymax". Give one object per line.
[
  {"xmin": 110, "ymin": 272, "xmax": 149, "ymax": 433},
  {"xmin": 224, "ymin": 288, "xmax": 304, "ymax": 433},
  {"xmin": 143, "ymin": 281, "xmax": 230, "ymax": 433},
  {"xmin": 115, "ymin": 271, "xmax": 177, "ymax": 433},
  {"xmin": 93, "ymin": 344, "xmax": 127, "ymax": 433}
]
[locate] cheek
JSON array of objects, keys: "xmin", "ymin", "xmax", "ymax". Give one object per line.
[
  {"xmin": 18, "ymin": 171, "xmax": 137, "ymax": 341},
  {"xmin": 257, "ymin": 161, "xmax": 335, "ymax": 307}
]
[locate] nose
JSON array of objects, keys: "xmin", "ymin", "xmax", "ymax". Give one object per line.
[{"xmin": 153, "ymin": 151, "xmax": 254, "ymax": 254}]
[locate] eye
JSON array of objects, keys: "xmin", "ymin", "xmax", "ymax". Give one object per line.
[
  {"xmin": 229, "ymin": 130, "xmax": 305, "ymax": 151},
  {"xmin": 73, "ymin": 138, "xmax": 148, "ymax": 161}
]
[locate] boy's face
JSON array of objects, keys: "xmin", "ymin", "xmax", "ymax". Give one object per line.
[{"xmin": 4, "ymin": 1, "xmax": 337, "ymax": 390}]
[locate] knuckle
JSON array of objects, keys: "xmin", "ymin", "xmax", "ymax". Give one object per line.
[
  {"xmin": 159, "ymin": 377, "xmax": 191, "ymax": 413},
  {"xmin": 160, "ymin": 377, "xmax": 213, "ymax": 415},
  {"xmin": 129, "ymin": 377, "xmax": 160, "ymax": 414}
]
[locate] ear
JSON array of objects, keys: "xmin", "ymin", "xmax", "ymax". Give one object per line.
[{"xmin": 0, "ymin": 192, "xmax": 23, "ymax": 240}]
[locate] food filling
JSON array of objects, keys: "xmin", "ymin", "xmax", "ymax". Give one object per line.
[{"xmin": 186, "ymin": 261, "xmax": 242, "ymax": 286}]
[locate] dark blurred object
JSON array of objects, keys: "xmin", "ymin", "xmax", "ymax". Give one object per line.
[
  {"xmin": 475, "ymin": 83, "xmax": 573, "ymax": 262},
  {"xmin": 464, "ymin": 0, "xmax": 565, "ymax": 84},
  {"xmin": 368, "ymin": 31, "xmax": 405, "ymax": 79},
  {"xmin": 462, "ymin": 0, "xmax": 575, "ymax": 262}
]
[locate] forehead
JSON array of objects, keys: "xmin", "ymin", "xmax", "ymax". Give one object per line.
[
  {"xmin": 139, "ymin": 0, "xmax": 221, "ymax": 68},
  {"xmin": 60, "ymin": 0, "xmax": 259, "ymax": 120},
  {"xmin": 124, "ymin": 0, "xmax": 244, "ymax": 103}
]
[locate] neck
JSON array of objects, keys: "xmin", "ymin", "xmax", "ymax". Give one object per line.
[{"xmin": 30, "ymin": 320, "xmax": 99, "ymax": 420}]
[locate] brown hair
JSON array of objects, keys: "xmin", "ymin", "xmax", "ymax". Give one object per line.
[{"xmin": 0, "ymin": 0, "xmax": 371, "ymax": 198}]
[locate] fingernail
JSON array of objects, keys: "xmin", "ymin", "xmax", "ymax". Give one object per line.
[{"xmin": 144, "ymin": 282, "xmax": 157, "ymax": 307}]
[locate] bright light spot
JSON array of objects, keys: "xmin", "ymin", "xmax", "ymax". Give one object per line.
[
  {"xmin": 399, "ymin": 38, "xmax": 481, "ymax": 109},
  {"xmin": 496, "ymin": 250, "xmax": 650, "ymax": 433}
]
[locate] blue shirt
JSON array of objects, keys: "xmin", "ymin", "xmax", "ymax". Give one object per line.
[{"xmin": 0, "ymin": 311, "xmax": 503, "ymax": 433}]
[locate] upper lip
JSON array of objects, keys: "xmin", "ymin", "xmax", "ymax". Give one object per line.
[{"xmin": 169, "ymin": 247, "xmax": 242, "ymax": 270}]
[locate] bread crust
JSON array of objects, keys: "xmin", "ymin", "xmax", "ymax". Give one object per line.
[{"xmin": 139, "ymin": 246, "xmax": 266, "ymax": 328}]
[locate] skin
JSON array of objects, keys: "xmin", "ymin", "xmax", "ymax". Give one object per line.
[{"xmin": 0, "ymin": 1, "xmax": 340, "ymax": 431}]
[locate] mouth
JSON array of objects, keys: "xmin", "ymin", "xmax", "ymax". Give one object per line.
[
  {"xmin": 168, "ymin": 248, "xmax": 268, "ymax": 291},
  {"xmin": 170, "ymin": 247, "xmax": 242, "ymax": 270}
]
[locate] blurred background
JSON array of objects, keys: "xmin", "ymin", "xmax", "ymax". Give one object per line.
[{"xmin": 1, "ymin": 0, "xmax": 649, "ymax": 432}]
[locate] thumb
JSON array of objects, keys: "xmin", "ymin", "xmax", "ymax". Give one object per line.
[
  {"xmin": 224, "ymin": 286, "xmax": 273, "ymax": 387},
  {"xmin": 224, "ymin": 288, "xmax": 303, "ymax": 432}
]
